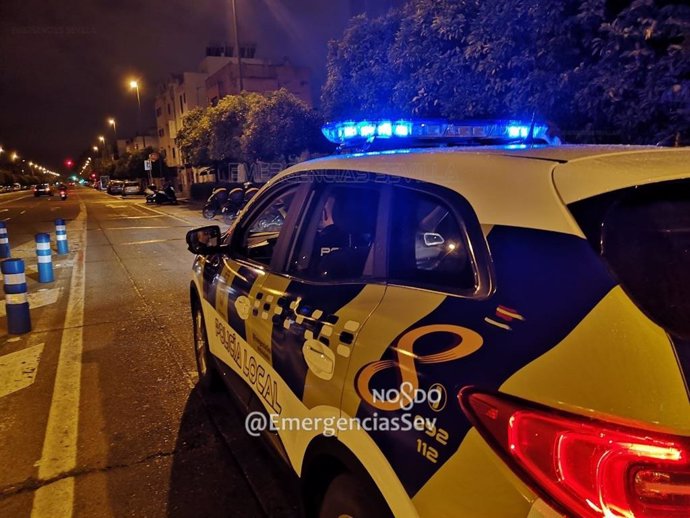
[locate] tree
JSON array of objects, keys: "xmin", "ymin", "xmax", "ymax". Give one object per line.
[
  {"xmin": 208, "ymin": 92, "xmax": 263, "ymax": 163},
  {"xmin": 241, "ymin": 89, "xmax": 328, "ymax": 162},
  {"xmin": 575, "ymin": 0, "xmax": 690, "ymax": 143},
  {"xmin": 110, "ymin": 147, "xmax": 172, "ymax": 180},
  {"xmin": 321, "ymin": 0, "xmax": 690, "ymax": 144},
  {"xmin": 322, "ymin": 12, "xmax": 403, "ymax": 119},
  {"xmin": 176, "ymin": 107, "xmax": 213, "ymax": 167},
  {"xmin": 391, "ymin": 0, "xmax": 485, "ymax": 118}
]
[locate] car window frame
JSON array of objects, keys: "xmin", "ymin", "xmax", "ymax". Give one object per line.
[
  {"xmin": 228, "ymin": 176, "xmax": 311, "ymax": 272},
  {"xmin": 384, "ymin": 180, "xmax": 494, "ymax": 299}
]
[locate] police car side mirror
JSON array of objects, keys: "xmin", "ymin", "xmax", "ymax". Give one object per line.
[{"xmin": 186, "ymin": 225, "xmax": 222, "ymax": 255}]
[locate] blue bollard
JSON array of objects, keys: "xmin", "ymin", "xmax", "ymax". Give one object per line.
[
  {"xmin": 55, "ymin": 219, "xmax": 69, "ymax": 255},
  {"xmin": 35, "ymin": 233, "xmax": 54, "ymax": 283},
  {"xmin": 2, "ymin": 258, "xmax": 31, "ymax": 334},
  {"xmin": 0, "ymin": 222, "xmax": 10, "ymax": 259}
]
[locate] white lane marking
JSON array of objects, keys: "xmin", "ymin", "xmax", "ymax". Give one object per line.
[
  {"xmin": 31, "ymin": 202, "xmax": 87, "ymax": 518},
  {"xmin": 0, "ymin": 209, "xmax": 8, "ymax": 213},
  {"xmin": 0, "ymin": 344, "xmax": 44, "ymax": 399},
  {"xmin": 50, "ymin": 207, "xmax": 61, "ymax": 212},
  {"xmin": 20, "ymin": 210, "xmax": 26, "ymax": 215},
  {"xmin": 104, "ymin": 226, "xmax": 173, "ymax": 230},
  {"xmin": 0, "ymin": 288, "xmax": 63, "ymax": 317},
  {"xmin": 119, "ymin": 238, "xmax": 179, "ymax": 246},
  {"xmin": 0, "ymin": 194, "xmax": 31, "ymax": 206},
  {"xmin": 138, "ymin": 203, "xmax": 192, "ymax": 225},
  {"xmin": 104, "ymin": 215, "xmax": 164, "ymax": 220}
]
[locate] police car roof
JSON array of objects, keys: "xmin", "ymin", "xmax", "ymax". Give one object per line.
[{"xmin": 277, "ymin": 145, "xmax": 690, "ymax": 236}]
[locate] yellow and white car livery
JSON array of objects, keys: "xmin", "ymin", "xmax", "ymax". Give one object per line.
[{"xmin": 188, "ymin": 122, "xmax": 690, "ymax": 518}]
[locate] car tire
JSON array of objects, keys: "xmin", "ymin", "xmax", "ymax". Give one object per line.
[
  {"xmin": 192, "ymin": 300, "xmax": 223, "ymax": 392},
  {"xmin": 317, "ymin": 471, "xmax": 393, "ymax": 518}
]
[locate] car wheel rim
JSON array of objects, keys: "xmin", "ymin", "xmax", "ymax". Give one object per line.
[{"xmin": 194, "ymin": 309, "xmax": 207, "ymax": 376}]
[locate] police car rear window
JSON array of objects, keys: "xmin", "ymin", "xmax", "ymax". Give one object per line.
[
  {"xmin": 388, "ymin": 187, "xmax": 477, "ymax": 294},
  {"xmin": 569, "ymin": 179, "xmax": 690, "ymax": 340}
]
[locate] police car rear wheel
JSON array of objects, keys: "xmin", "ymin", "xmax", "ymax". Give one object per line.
[
  {"xmin": 192, "ymin": 303, "xmax": 222, "ymax": 391},
  {"xmin": 318, "ymin": 472, "xmax": 392, "ymax": 518}
]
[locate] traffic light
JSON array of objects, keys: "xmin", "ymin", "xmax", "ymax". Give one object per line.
[{"xmin": 65, "ymin": 159, "xmax": 74, "ymax": 169}]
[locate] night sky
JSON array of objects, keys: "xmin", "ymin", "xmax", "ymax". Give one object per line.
[{"xmin": 0, "ymin": 0, "xmax": 357, "ymax": 170}]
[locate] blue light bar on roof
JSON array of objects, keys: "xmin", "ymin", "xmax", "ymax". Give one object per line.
[{"xmin": 321, "ymin": 119, "xmax": 560, "ymax": 146}]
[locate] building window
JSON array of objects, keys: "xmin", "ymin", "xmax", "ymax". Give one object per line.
[
  {"xmin": 179, "ymin": 95, "xmax": 184, "ymax": 113},
  {"xmin": 183, "ymin": 93, "xmax": 186, "ymax": 104},
  {"xmin": 156, "ymin": 107, "xmax": 162, "ymax": 117},
  {"xmin": 211, "ymin": 96, "xmax": 218, "ymax": 106},
  {"xmin": 158, "ymin": 128, "xmax": 164, "ymax": 137},
  {"xmin": 172, "ymin": 147, "xmax": 176, "ymax": 159},
  {"xmin": 167, "ymin": 104, "xmax": 172, "ymax": 115}
]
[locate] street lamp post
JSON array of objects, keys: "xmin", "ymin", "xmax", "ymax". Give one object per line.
[
  {"xmin": 231, "ymin": 0, "xmax": 244, "ymax": 92},
  {"xmin": 98, "ymin": 136, "xmax": 106, "ymax": 159},
  {"xmin": 108, "ymin": 118, "xmax": 118, "ymax": 159},
  {"xmin": 129, "ymin": 80, "xmax": 146, "ymax": 148}
]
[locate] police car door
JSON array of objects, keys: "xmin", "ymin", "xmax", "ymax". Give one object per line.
[
  {"xmin": 207, "ymin": 178, "xmax": 307, "ymax": 409},
  {"xmin": 258, "ymin": 170, "xmax": 387, "ymax": 429},
  {"xmin": 338, "ymin": 179, "xmax": 497, "ymax": 504}
]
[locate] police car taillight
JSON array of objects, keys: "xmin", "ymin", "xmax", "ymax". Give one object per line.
[{"xmin": 459, "ymin": 389, "xmax": 690, "ymax": 518}]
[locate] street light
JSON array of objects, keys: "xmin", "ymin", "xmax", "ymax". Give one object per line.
[
  {"xmin": 10, "ymin": 152, "xmax": 18, "ymax": 161},
  {"xmin": 98, "ymin": 135, "xmax": 106, "ymax": 160},
  {"xmin": 129, "ymin": 79, "xmax": 146, "ymax": 147},
  {"xmin": 108, "ymin": 118, "xmax": 117, "ymax": 158}
]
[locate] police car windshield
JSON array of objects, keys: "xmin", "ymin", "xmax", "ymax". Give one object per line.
[{"xmin": 570, "ymin": 179, "xmax": 690, "ymax": 339}]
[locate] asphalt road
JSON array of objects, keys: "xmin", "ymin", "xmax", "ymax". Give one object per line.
[{"xmin": 0, "ymin": 188, "xmax": 301, "ymax": 518}]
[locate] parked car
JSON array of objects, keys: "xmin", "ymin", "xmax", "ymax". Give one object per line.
[
  {"xmin": 122, "ymin": 180, "xmax": 142, "ymax": 195},
  {"xmin": 187, "ymin": 118, "xmax": 690, "ymax": 518},
  {"xmin": 107, "ymin": 180, "xmax": 124, "ymax": 195}
]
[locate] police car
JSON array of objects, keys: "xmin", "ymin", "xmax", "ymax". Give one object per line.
[{"xmin": 186, "ymin": 119, "xmax": 690, "ymax": 518}]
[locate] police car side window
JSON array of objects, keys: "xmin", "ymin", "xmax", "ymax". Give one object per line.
[
  {"xmin": 388, "ymin": 187, "xmax": 477, "ymax": 293},
  {"xmin": 232, "ymin": 186, "xmax": 298, "ymax": 266},
  {"xmin": 288, "ymin": 183, "xmax": 380, "ymax": 281}
]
